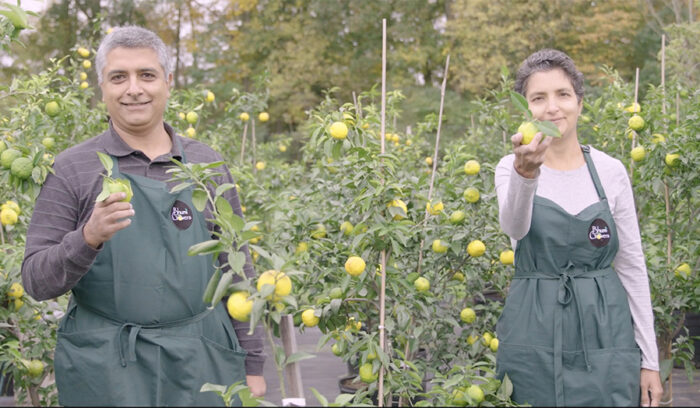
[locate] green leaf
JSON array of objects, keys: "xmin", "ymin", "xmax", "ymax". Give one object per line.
[
  {"xmin": 509, "ymin": 91, "xmax": 531, "ymax": 118},
  {"xmin": 192, "ymin": 189, "xmax": 208, "ymax": 212},
  {"xmin": 535, "ymin": 120, "xmax": 562, "ymax": 138},
  {"xmin": 96, "ymin": 151, "xmax": 113, "ymax": 177},
  {"xmin": 497, "ymin": 373, "xmax": 513, "ymax": 399},
  {"xmin": 310, "ymin": 387, "xmax": 329, "ymax": 407},
  {"xmin": 211, "ymin": 271, "xmax": 233, "ymax": 307},
  {"xmin": 659, "ymin": 358, "xmax": 673, "ymax": 383},
  {"xmin": 188, "ymin": 239, "xmax": 222, "ymax": 256},
  {"xmin": 200, "ymin": 383, "xmax": 227, "ymax": 394},
  {"xmin": 229, "ymin": 251, "xmax": 246, "ymax": 273},
  {"xmin": 202, "ymin": 268, "xmax": 222, "ymax": 304},
  {"xmin": 215, "ymin": 196, "xmax": 234, "ymax": 218},
  {"xmin": 170, "ymin": 182, "xmax": 193, "ymax": 194},
  {"xmin": 215, "ymin": 183, "xmax": 236, "ymax": 197},
  {"xmin": 334, "ymin": 393, "xmax": 355, "ymax": 406},
  {"xmin": 95, "ymin": 178, "xmax": 111, "ymax": 202},
  {"xmin": 284, "ymin": 351, "xmax": 316, "ymax": 365}
]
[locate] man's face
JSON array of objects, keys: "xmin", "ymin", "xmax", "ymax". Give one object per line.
[{"xmin": 99, "ymin": 47, "xmax": 172, "ymax": 135}]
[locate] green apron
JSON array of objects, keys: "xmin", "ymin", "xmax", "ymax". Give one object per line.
[
  {"xmin": 496, "ymin": 146, "xmax": 641, "ymax": 406},
  {"xmin": 54, "ymin": 144, "xmax": 246, "ymax": 406}
]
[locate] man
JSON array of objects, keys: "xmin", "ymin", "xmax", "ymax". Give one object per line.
[{"xmin": 21, "ymin": 26, "xmax": 266, "ymax": 406}]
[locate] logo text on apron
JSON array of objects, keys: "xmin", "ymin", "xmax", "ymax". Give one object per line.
[
  {"xmin": 588, "ymin": 218, "xmax": 611, "ymax": 247},
  {"xmin": 171, "ymin": 200, "xmax": 193, "ymax": 230}
]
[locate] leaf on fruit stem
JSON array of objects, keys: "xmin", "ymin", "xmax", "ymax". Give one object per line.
[
  {"xmin": 509, "ymin": 91, "xmax": 532, "ymax": 119},
  {"xmin": 210, "ymin": 271, "xmax": 233, "ymax": 307},
  {"xmin": 192, "ymin": 189, "xmax": 208, "ymax": 212},
  {"xmin": 202, "ymin": 268, "xmax": 222, "ymax": 304},
  {"xmin": 95, "ymin": 178, "xmax": 111, "ymax": 202},
  {"xmin": 96, "ymin": 151, "xmax": 113, "ymax": 177},
  {"xmin": 535, "ymin": 120, "xmax": 562, "ymax": 138}
]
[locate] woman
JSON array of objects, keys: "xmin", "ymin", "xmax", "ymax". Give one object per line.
[{"xmin": 494, "ymin": 49, "xmax": 663, "ymax": 406}]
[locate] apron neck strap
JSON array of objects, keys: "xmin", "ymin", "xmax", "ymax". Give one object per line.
[{"xmin": 580, "ymin": 145, "xmax": 606, "ymax": 201}]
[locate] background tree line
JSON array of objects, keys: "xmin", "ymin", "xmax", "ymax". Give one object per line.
[{"xmin": 1, "ymin": 0, "xmax": 698, "ymax": 138}]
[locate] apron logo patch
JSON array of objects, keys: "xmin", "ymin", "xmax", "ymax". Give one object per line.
[
  {"xmin": 171, "ymin": 200, "xmax": 193, "ymax": 230},
  {"xmin": 588, "ymin": 218, "xmax": 611, "ymax": 247}
]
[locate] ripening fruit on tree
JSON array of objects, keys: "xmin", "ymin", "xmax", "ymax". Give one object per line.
[
  {"xmin": 345, "ymin": 256, "xmax": 366, "ymax": 277},
  {"xmin": 1, "ymin": 208, "xmax": 18, "ymax": 226},
  {"xmin": 340, "ymin": 221, "xmax": 354, "ymax": 236},
  {"xmin": 413, "ymin": 277, "xmax": 430, "ymax": 292},
  {"xmin": 80, "ymin": 81, "xmax": 89, "ymax": 89},
  {"xmin": 464, "ymin": 160, "xmax": 480, "ymax": 175},
  {"xmin": 255, "ymin": 161, "xmax": 266, "ymax": 171},
  {"xmin": 425, "ymin": 156, "xmax": 433, "ymax": 166},
  {"xmin": 227, "ymin": 292, "xmax": 253, "ymax": 322},
  {"xmin": 301, "ymin": 309, "xmax": 320, "ymax": 327},
  {"xmin": 45, "ymin": 101, "xmax": 60, "ymax": 117},
  {"xmin": 466, "ymin": 385, "xmax": 484, "ymax": 404},
  {"xmin": 329, "ymin": 121, "xmax": 348, "ymax": 140},
  {"xmin": 387, "ymin": 199, "xmax": 407, "ymax": 220},
  {"xmin": 499, "ymin": 250, "xmax": 514, "ymax": 265},
  {"xmin": 186, "ymin": 127, "xmax": 196, "ymax": 138},
  {"xmin": 186, "ymin": 111, "xmax": 198, "ymax": 124},
  {"xmin": 426, "ymin": 201, "xmax": 444, "ymax": 215},
  {"xmin": 630, "ymin": 146, "xmax": 646, "ymax": 162},
  {"xmin": 258, "ymin": 112, "xmax": 270, "ymax": 122},
  {"xmin": 10, "ymin": 157, "xmax": 33, "ymax": 180},
  {"xmin": 449, "ymin": 210, "xmax": 465, "ymax": 224},
  {"xmin": 432, "ymin": 239, "xmax": 448, "ymax": 254},
  {"xmin": 463, "ymin": 187, "xmax": 480, "ymax": 203},
  {"xmin": 628, "ymin": 115, "xmax": 645, "ymax": 131},
  {"xmin": 239, "ymin": 112, "xmax": 250, "ymax": 122},
  {"xmin": 77, "ymin": 47, "xmax": 90, "ymax": 58},
  {"xmin": 665, "ymin": 153, "xmax": 680, "ymax": 167},
  {"xmin": 460, "ymin": 307, "xmax": 476, "ymax": 323},
  {"xmin": 467, "ymin": 240, "xmax": 486, "ymax": 257},
  {"xmin": 205, "ymin": 91, "xmax": 215, "ymax": 103},
  {"xmin": 256, "ymin": 270, "xmax": 292, "ymax": 300}
]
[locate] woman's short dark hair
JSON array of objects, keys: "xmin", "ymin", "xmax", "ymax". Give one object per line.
[{"xmin": 514, "ymin": 49, "xmax": 584, "ymax": 102}]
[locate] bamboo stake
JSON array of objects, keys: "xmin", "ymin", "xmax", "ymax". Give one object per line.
[
  {"xmin": 661, "ymin": 35, "xmax": 666, "ymax": 116},
  {"xmin": 251, "ymin": 118, "xmax": 257, "ymax": 172},
  {"xmin": 240, "ymin": 122, "xmax": 248, "ymax": 165},
  {"xmin": 352, "ymin": 91, "xmax": 362, "ymax": 121},
  {"xmin": 630, "ymin": 68, "xmax": 640, "ymax": 179},
  {"xmin": 377, "ymin": 18, "xmax": 388, "ymax": 408},
  {"xmin": 416, "ymin": 55, "xmax": 450, "ymax": 277}
]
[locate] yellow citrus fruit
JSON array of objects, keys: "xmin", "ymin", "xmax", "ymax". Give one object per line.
[
  {"xmin": 499, "ymin": 250, "xmax": 514, "ymax": 265},
  {"xmin": 258, "ymin": 112, "xmax": 269, "ymax": 122},
  {"xmin": 186, "ymin": 127, "xmax": 196, "ymax": 138},
  {"xmin": 426, "ymin": 201, "xmax": 444, "ymax": 215},
  {"xmin": 489, "ymin": 338, "xmax": 499, "ymax": 352},
  {"xmin": 452, "ymin": 271, "xmax": 465, "ymax": 282},
  {"xmin": 227, "ymin": 291, "xmax": 253, "ymax": 322},
  {"xmin": 432, "ymin": 239, "xmax": 448, "ymax": 254},
  {"xmin": 463, "ymin": 187, "xmax": 480, "ymax": 203},
  {"xmin": 406, "ymin": 139, "xmax": 412, "ymax": 146},
  {"xmin": 628, "ymin": 115, "xmax": 645, "ymax": 131},
  {"xmin": 624, "ymin": 103, "xmax": 641, "ymax": 113},
  {"xmin": 301, "ymin": 309, "xmax": 320, "ymax": 327},
  {"xmin": 82, "ymin": 60, "xmax": 92, "ymax": 69},
  {"xmin": 79, "ymin": 72, "xmax": 88, "ymax": 80},
  {"xmin": 186, "ymin": 111, "xmax": 198, "ymax": 124},
  {"xmin": 331, "ymin": 342, "xmax": 343, "ymax": 356},
  {"xmin": 387, "ymin": 199, "xmax": 408, "ymax": 220},
  {"xmin": 651, "ymin": 133, "xmax": 666, "ymax": 144},
  {"xmin": 449, "ymin": 210, "xmax": 465, "ymax": 224},
  {"xmin": 518, "ymin": 121, "xmax": 538, "ymax": 145},
  {"xmin": 1, "ymin": 148, "xmax": 21, "ymax": 168},
  {"xmin": 279, "ymin": 144, "xmax": 287, "ymax": 152},
  {"xmin": 1, "ymin": 208, "xmax": 19, "ymax": 226},
  {"xmin": 45, "ymin": 101, "xmax": 60, "ymax": 117},
  {"xmin": 482, "ymin": 332, "xmax": 493, "ymax": 346},
  {"xmin": 7, "ymin": 282, "xmax": 24, "ymax": 298},
  {"xmin": 460, "ymin": 307, "xmax": 476, "ymax": 323},
  {"xmin": 2, "ymin": 200, "xmax": 20, "ymax": 215},
  {"xmin": 311, "ymin": 224, "xmax": 327, "ymax": 239},
  {"xmin": 425, "ymin": 156, "xmax": 433, "ymax": 166},
  {"xmin": 239, "ymin": 112, "xmax": 250, "ymax": 122},
  {"xmin": 466, "ymin": 385, "xmax": 484, "ymax": 404},
  {"xmin": 77, "ymin": 47, "xmax": 90, "ymax": 58},
  {"xmin": 466, "ymin": 334, "xmax": 478, "ymax": 345},
  {"xmin": 80, "ymin": 81, "xmax": 89, "ymax": 89},
  {"xmin": 359, "ymin": 363, "xmax": 377, "ymax": 383},
  {"xmin": 340, "ymin": 221, "xmax": 354, "ymax": 236},
  {"xmin": 413, "ymin": 276, "xmax": 430, "ymax": 292},
  {"xmin": 674, "ymin": 263, "xmax": 691, "ymax": 278},
  {"xmin": 255, "ymin": 161, "xmax": 266, "ymax": 170},
  {"xmin": 14, "ymin": 299, "xmax": 23, "ymax": 310},
  {"xmin": 10, "ymin": 157, "xmax": 33, "ymax": 179},
  {"xmin": 665, "ymin": 153, "xmax": 680, "ymax": 167},
  {"xmin": 464, "ymin": 160, "xmax": 480, "ymax": 175},
  {"xmin": 27, "ymin": 360, "xmax": 44, "ymax": 378},
  {"xmin": 329, "ymin": 121, "xmax": 348, "ymax": 140},
  {"xmin": 345, "ymin": 256, "xmax": 366, "ymax": 277},
  {"xmin": 467, "ymin": 240, "xmax": 486, "ymax": 257},
  {"xmin": 630, "ymin": 146, "xmax": 646, "ymax": 162},
  {"xmin": 205, "ymin": 91, "xmax": 215, "ymax": 103},
  {"xmin": 295, "ymin": 241, "xmax": 309, "ymax": 254},
  {"xmin": 256, "ymin": 270, "xmax": 292, "ymax": 300}
]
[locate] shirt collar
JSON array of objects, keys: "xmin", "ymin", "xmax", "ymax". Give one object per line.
[{"xmin": 102, "ymin": 120, "xmax": 183, "ymax": 161}]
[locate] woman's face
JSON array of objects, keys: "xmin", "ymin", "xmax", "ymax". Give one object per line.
[{"xmin": 525, "ymin": 68, "xmax": 582, "ymax": 140}]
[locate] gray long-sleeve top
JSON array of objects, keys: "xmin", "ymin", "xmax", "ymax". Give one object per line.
[{"xmin": 21, "ymin": 122, "xmax": 265, "ymax": 375}]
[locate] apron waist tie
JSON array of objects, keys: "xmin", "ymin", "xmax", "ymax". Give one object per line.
[
  {"xmin": 75, "ymin": 302, "xmax": 214, "ymax": 367},
  {"xmin": 515, "ymin": 264, "xmax": 612, "ymax": 405}
]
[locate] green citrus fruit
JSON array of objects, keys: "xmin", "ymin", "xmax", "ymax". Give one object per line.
[
  {"xmin": 186, "ymin": 111, "xmax": 198, "ymax": 124},
  {"xmin": 311, "ymin": 224, "xmax": 327, "ymax": 239},
  {"xmin": 41, "ymin": 137, "xmax": 56, "ymax": 149},
  {"xmin": 413, "ymin": 276, "xmax": 430, "ymax": 292},
  {"xmin": 630, "ymin": 146, "xmax": 646, "ymax": 162},
  {"xmin": 27, "ymin": 360, "xmax": 44, "ymax": 378},
  {"xmin": 450, "ymin": 210, "xmax": 466, "ymax": 224},
  {"xmin": 460, "ymin": 307, "xmax": 476, "ymax": 324},
  {"xmin": 329, "ymin": 287, "xmax": 343, "ymax": 299},
  {"xmin": 45, "ymin": 101, "xmax": 60, "ymax": 117},
  {"xmin": 359, "ymin": 363, "xmax": 377, "ymax": 383},
  {"xmin": 463, "ymin": 187, "xmax": 480, "ymax": 203},
  {"xmin": 452, "ymin": 271, "xmax": 465, "ymax": 281},
  {"xmin": 340, "ymin": 221, "xmax": 354, "ymax": 236},
  {"xmin": 10, "ymin": 157, "xmax": 33, "ymax": 179},
  {"xmin": 1, "ymin": 148, "xmax": 21, "ymax": 169},
  {"xmin": 628, "ymin": 115, "xmax": 645, "ymax": 131},
  {"xmin": 106, "ymin": 179, "xmax": 133, "ymax": 202},
  {"xmin": 466, "ymin": 384, "xmax": 484, "ymax": 404},
  {"xmin": 331, "ymin": 342, "xmax": 343, "ymax": 356}
]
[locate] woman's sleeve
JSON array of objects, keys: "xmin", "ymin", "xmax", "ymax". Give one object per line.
[
  {"xmin": 495, "ymin": 155, "xmax": 539, "ymax": 241},
  {"xmin": 609, "ymin": 161, "xmax": 659, "ymax": 371}
]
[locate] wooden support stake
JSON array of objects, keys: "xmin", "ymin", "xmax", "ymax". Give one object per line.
[
  {"xmin": 240, "ymin": 123, "xmax": 248, "ymax": 165},
  {"xmin": 661, "ymin": 34, "xmax": 666, "ymax": 116},
  {"xmin": 251, "ymin": 119, "xmax": 257, "ymax": 171},
  {"xmin": 280, "ymin": 315, "xmax": 305, "ymax": 400},
  {"xmin": 378, "ymin": 18, "xmax": 387, "ymax": 408}
]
